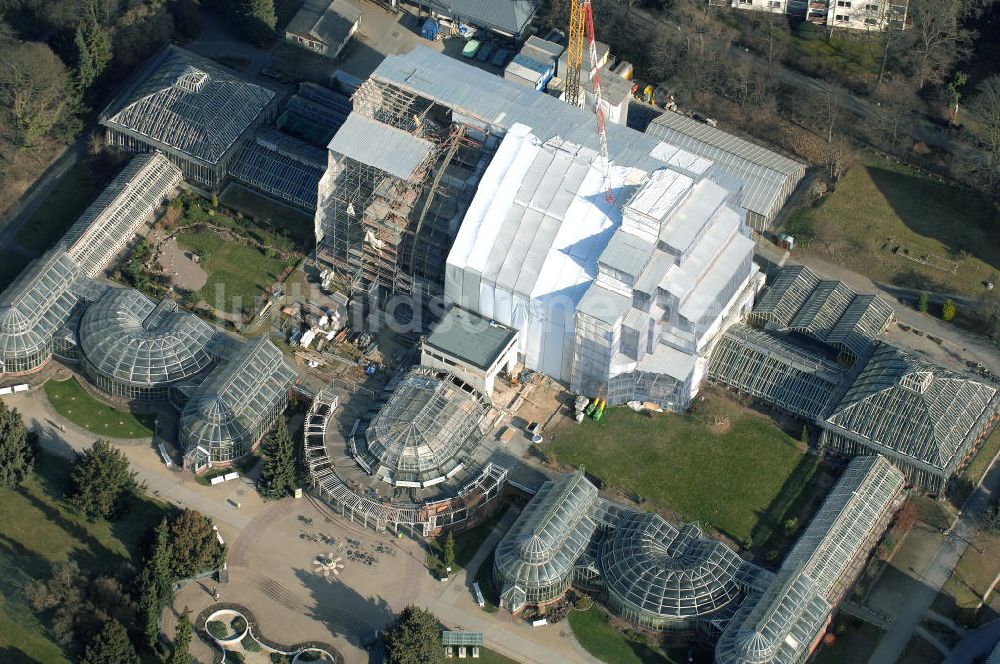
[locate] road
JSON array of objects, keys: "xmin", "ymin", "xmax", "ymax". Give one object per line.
[{"xmin": 868, "ymin": 451, "xmax": 1000, "ymax": 663}]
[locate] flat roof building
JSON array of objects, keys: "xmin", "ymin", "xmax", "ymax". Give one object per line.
[
  {"xmin": 418, "ymin": 0, "xmax": 538, "ymax": 38},
  {"xmin": 645, "ymin": 112, "xmax": 806, "ymax": 231},
  {"xmin": 101, "ymin": 46, "xmax": 277, "ymax": 188},
  {"xmin": 421, "ymin": 306, "xmax": 518, "ymax": 396}
]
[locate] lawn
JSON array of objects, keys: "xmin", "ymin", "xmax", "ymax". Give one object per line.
[
  {"xmin": 898, "ymin": 635, "xmax": 944, "ymax": 664},
  {"xmin": 549, "ymin": 392, "xmax": 826, "ymax": 544},
  {"xmin": 809, "ymin": 618, "xmax": 884, "ymax": 664},
  {"xmin": 932, "ymin": 531, "xmax": 1000, "ymax": 626},
  {"xmin": 176, "ymin": 228, "xmax": 297, "ymax": 317},
  {"xmin": 194, "ymin": 453, "xmax": 262, "ymax": 486},
  {"xmin": 428, "ymin": 512, "xmax": 505, "ymax": 573},
  {"xmin": 785, "ymin": 152, "xmax": 1000, "ymax": 299},
  {"xmin": 478, "ymin": 648, "xmax": 520, "ymax": 664},
  {"xmin": 43, "ymin": 377, "xmax": 157, "ymax": 439},
  {"xmin": 11, "ymin": 159, "xmax": 105, "ymax": 256},
  {"xmin": 0, "ymin": 452, "xmax": 170, "ymax": 663},
  {"xmin": 219, "ymin": 184, "xmax": 314, "ymax": 250},
  {"xmin": 567, "ymin": 607, "xmax": 688, "ymax": 664},
  {"xmin": 474, "ymin": 559, "xmax": 499, "ymax": 613},
  {"xmin": 948, "ymin": 427, "xmax": 1000, "ymax": 508}
]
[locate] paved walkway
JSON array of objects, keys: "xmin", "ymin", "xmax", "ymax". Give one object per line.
[
  {"xmin": 868, "ymin": 454, "xmax": 1000, "ymax": 663},
  {"xmin": 795, "ymin": 256, "xmax": 1000, "ymax": 375}
]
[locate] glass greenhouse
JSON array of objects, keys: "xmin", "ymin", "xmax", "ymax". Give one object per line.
[
  {"xmin": 0, "ymin": 251, "xmax": 81, "ymax": 374},
  {"xmin": 78, "ymin": 288, "xmax": 217, "ymax": 401},
  {"xmin": 179, "ymin": 336, "xmax": 296, "ymax": 464},
  {"xmin": 715, "ymin": 456, "xmax": 905, "ymax": 664},
  {"xmin": 821, "ymin": 344, "xmax": 1000, "ymax": 493},
  {"xmin": 100, "ymin": 46, "xmax": 276, "ymax": 188},
  {"xmin": 600, "ymin": 513, "xmax": 746, "ymax": 631},
  {"xmin": 354, "ymin": 367, "xmax": 491, "ymax": 486},
  {"xmin": 494, "ymin": 472, "xmax": 600, "ymax": 612},
  {"xmin": 749, "ymin": 265, "xmax": 894, "ymax": 363},
  {"xmin": 707, "ymin": 323, "xmax": 845, "ymax": 420},
  {"xmin": 60, "ymin": 152, "xmax": 181, "ymax": 277}
]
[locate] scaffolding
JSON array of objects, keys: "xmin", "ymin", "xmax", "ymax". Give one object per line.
[{"xmin": 315, "ymin": 78, "xmax": 495, "ymax": 307}]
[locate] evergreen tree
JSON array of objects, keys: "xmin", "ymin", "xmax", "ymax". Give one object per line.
[
  {"xmin": 170, "ymin": 607, "xmax": 193, "ymax": 664},
  {"xmin": 442, "ymin": 532, "xmax": 455, "ymax": 570},
  {"xmin": 140, "ymin": 517, "xmax": 174, "ymax": 649},
  {"xmin": 383, "ymin": 606, "xmax": 442, "ymax": 664},
  {"xmin": 917, "ymin": 291, "xmax": 930, "ymax": 313},
  {"xmin": 73, "ymin": 11, "xmax": 112, "ymax": 93},
  {"xmin": 258, "ymin": 419, "xmax": 296, "ymax": 500},
  {"xmin": 80, "ymin": 619, "xmax": 141, "ymax": 664},
  {"xmin": 220, "ymin": 0, "xmax": 276, "ymax": 45},
  {"xmin": 69, "ymin": 440, "xmax": 138, "ymax": 520},
  {"xmin": 169, "ymin": 509, "xmax": 225, "ymax": 579},
  {"xmin": 0, "ymin": 401, "xmax": 33, "ymax": 488}
]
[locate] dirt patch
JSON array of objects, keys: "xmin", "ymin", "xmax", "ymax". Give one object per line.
[
  {"xmin": 159, "ymin": 236, "xmax": 207, "ymax": 293},
  {"xmin": 710, "ymin": 416, "xmax": 731, "ymax": 435}
]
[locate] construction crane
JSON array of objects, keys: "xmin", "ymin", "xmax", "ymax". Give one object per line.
[{"xmin": 565, "ymin": 0, "xmax": 614, "ymax": 204}]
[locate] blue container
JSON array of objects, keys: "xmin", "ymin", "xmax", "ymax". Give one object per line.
[{"xmin": 421, "ymin": 18, "xmax": 438, "ymax": 40}]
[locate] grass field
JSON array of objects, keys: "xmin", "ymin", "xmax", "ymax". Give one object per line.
[
  {"xmin": 567, "ymin": 607, "xmax": 687, "ymax": 664},
  {"xmin": 549, "ymin": 392, "xmax": 827, "ymax": 544},
  {"xmin": 218, "ymin": 184, "xmax": 314, "ymax": 250},
  {"xmin": 43, "ymin": 377, "xmax": 156, "ymax": 439},
  {"xmin": 176, "ymin": 228, "xmax": 297, "ymax": 316},
  {"xmin": 0, "ymin": 452, "xmax": 169, "ymax": 663},
  {"xmin": 194, "ymin": 453, "xmax": 262, "ymax": 486},
  {"xmin": 786, "ymin": 153, "xmax": 1000, "ymax": 298},
  {"xmin": 428, "ymin": 513, "xmax": 504, "ymax": 573},
  {"xmin": 477, "ymin": 648, "xmax": 520, "ymax": 664},
  {"xmin": 932, "ymin": 531, "xmax": 1000, "ymax": 626}
]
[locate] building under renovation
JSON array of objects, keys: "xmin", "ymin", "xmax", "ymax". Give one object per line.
[
  {"xmin": 100, "ymin": 46, "xmax": 277, "ymax": 188},
  {"xmin": 493, "ymin": 472, "xmax": 764, "ymax": 634},
  {"xmin": 715, "ymin": 455, "xmax": 905, "ymax": 664},
  {"xmin": 645, "ymin": 112, "xmax": 806, "ymax": 231},
  {"xmin": 303, "ymin": 367, "xmax": 508, "ymax": 536}
]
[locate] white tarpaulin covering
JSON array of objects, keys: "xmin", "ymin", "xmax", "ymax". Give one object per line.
[{"xmin": 445, "ymin": 124, "xmax": 644, "ymax": 381}]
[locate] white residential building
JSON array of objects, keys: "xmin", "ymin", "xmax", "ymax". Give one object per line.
[{"xmin": 725, "ymin": 0, "xmax": 908, "ymax": 31}]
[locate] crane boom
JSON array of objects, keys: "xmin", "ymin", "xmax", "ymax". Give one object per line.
[
  {"xmin": 565, "ymin": 0, "xmax": 585, "ymax": 107},
  {"xmin": 582, "ymin": 0, "xmax": 614, "ymax": 204}
]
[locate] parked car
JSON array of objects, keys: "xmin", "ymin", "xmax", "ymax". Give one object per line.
[
  {"xmin": 476, "ymin": 42, "xmax": 494, "ymax": 62},
  {"xmin": 490, "ymin": 47, "xmax": 510, "ymax": 67}
]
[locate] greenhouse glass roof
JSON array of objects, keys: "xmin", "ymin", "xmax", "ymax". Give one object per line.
[
  {"xmin": 715, "ymin": 456, "xmax": 904, "ymax": 664},
  {"xmin": 360, "ymin": 367, "xmax": 491, "ymax": 485},
  {"xmin": 825, "ymin": 344, "xmax": 999, "ymax": 474},
  {"xmin": 750, "ymin": 265, "xmax": 894, "ymax": 360},
  {"xmin": 101, "ymin": 46, "xmax": 275, "ymax": 164},
  {"xmin": 0, "ymin": 251, "xmax": 81, "ymax": 366},
  {"xmin": 494, "ymin": 471, "xmax": 599, "ymax": 591},
  {"xmin": 79, "ymin": 288, "xmax": 217, "ymax": 386},
  {"xmin": 61, "ymin": 153, "xmax": 181, "ymax": 277},
  {"xmin": 601, "ymin": 513, "xmax": 745, "ymax": 620},
  {"xmin": 180, "ymin": 336, "xmax": 296, "ymax": 452}
]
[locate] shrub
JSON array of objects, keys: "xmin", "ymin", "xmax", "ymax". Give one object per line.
[
  {"xmin": 942, "ymin": 299, "xmax": 956, "ymax": 321},
  {"xmin": 231, "ymin": 615, "xmax": 247, "ymax": 634},
  {"xmin": 242, "ymin": 635, "xmax": 261, "ymax": 652},
  {"xmin": 917, "ymin": 291, "xmax": 930, "ymax": 313},
  {"xmin": 206, "ymin": 620, "xmax": 228, "ymax": 639}
]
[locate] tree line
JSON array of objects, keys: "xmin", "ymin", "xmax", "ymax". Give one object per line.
[{"xmin": 0, "ymin": 400, "xmax": 222, "ymax": 663}]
